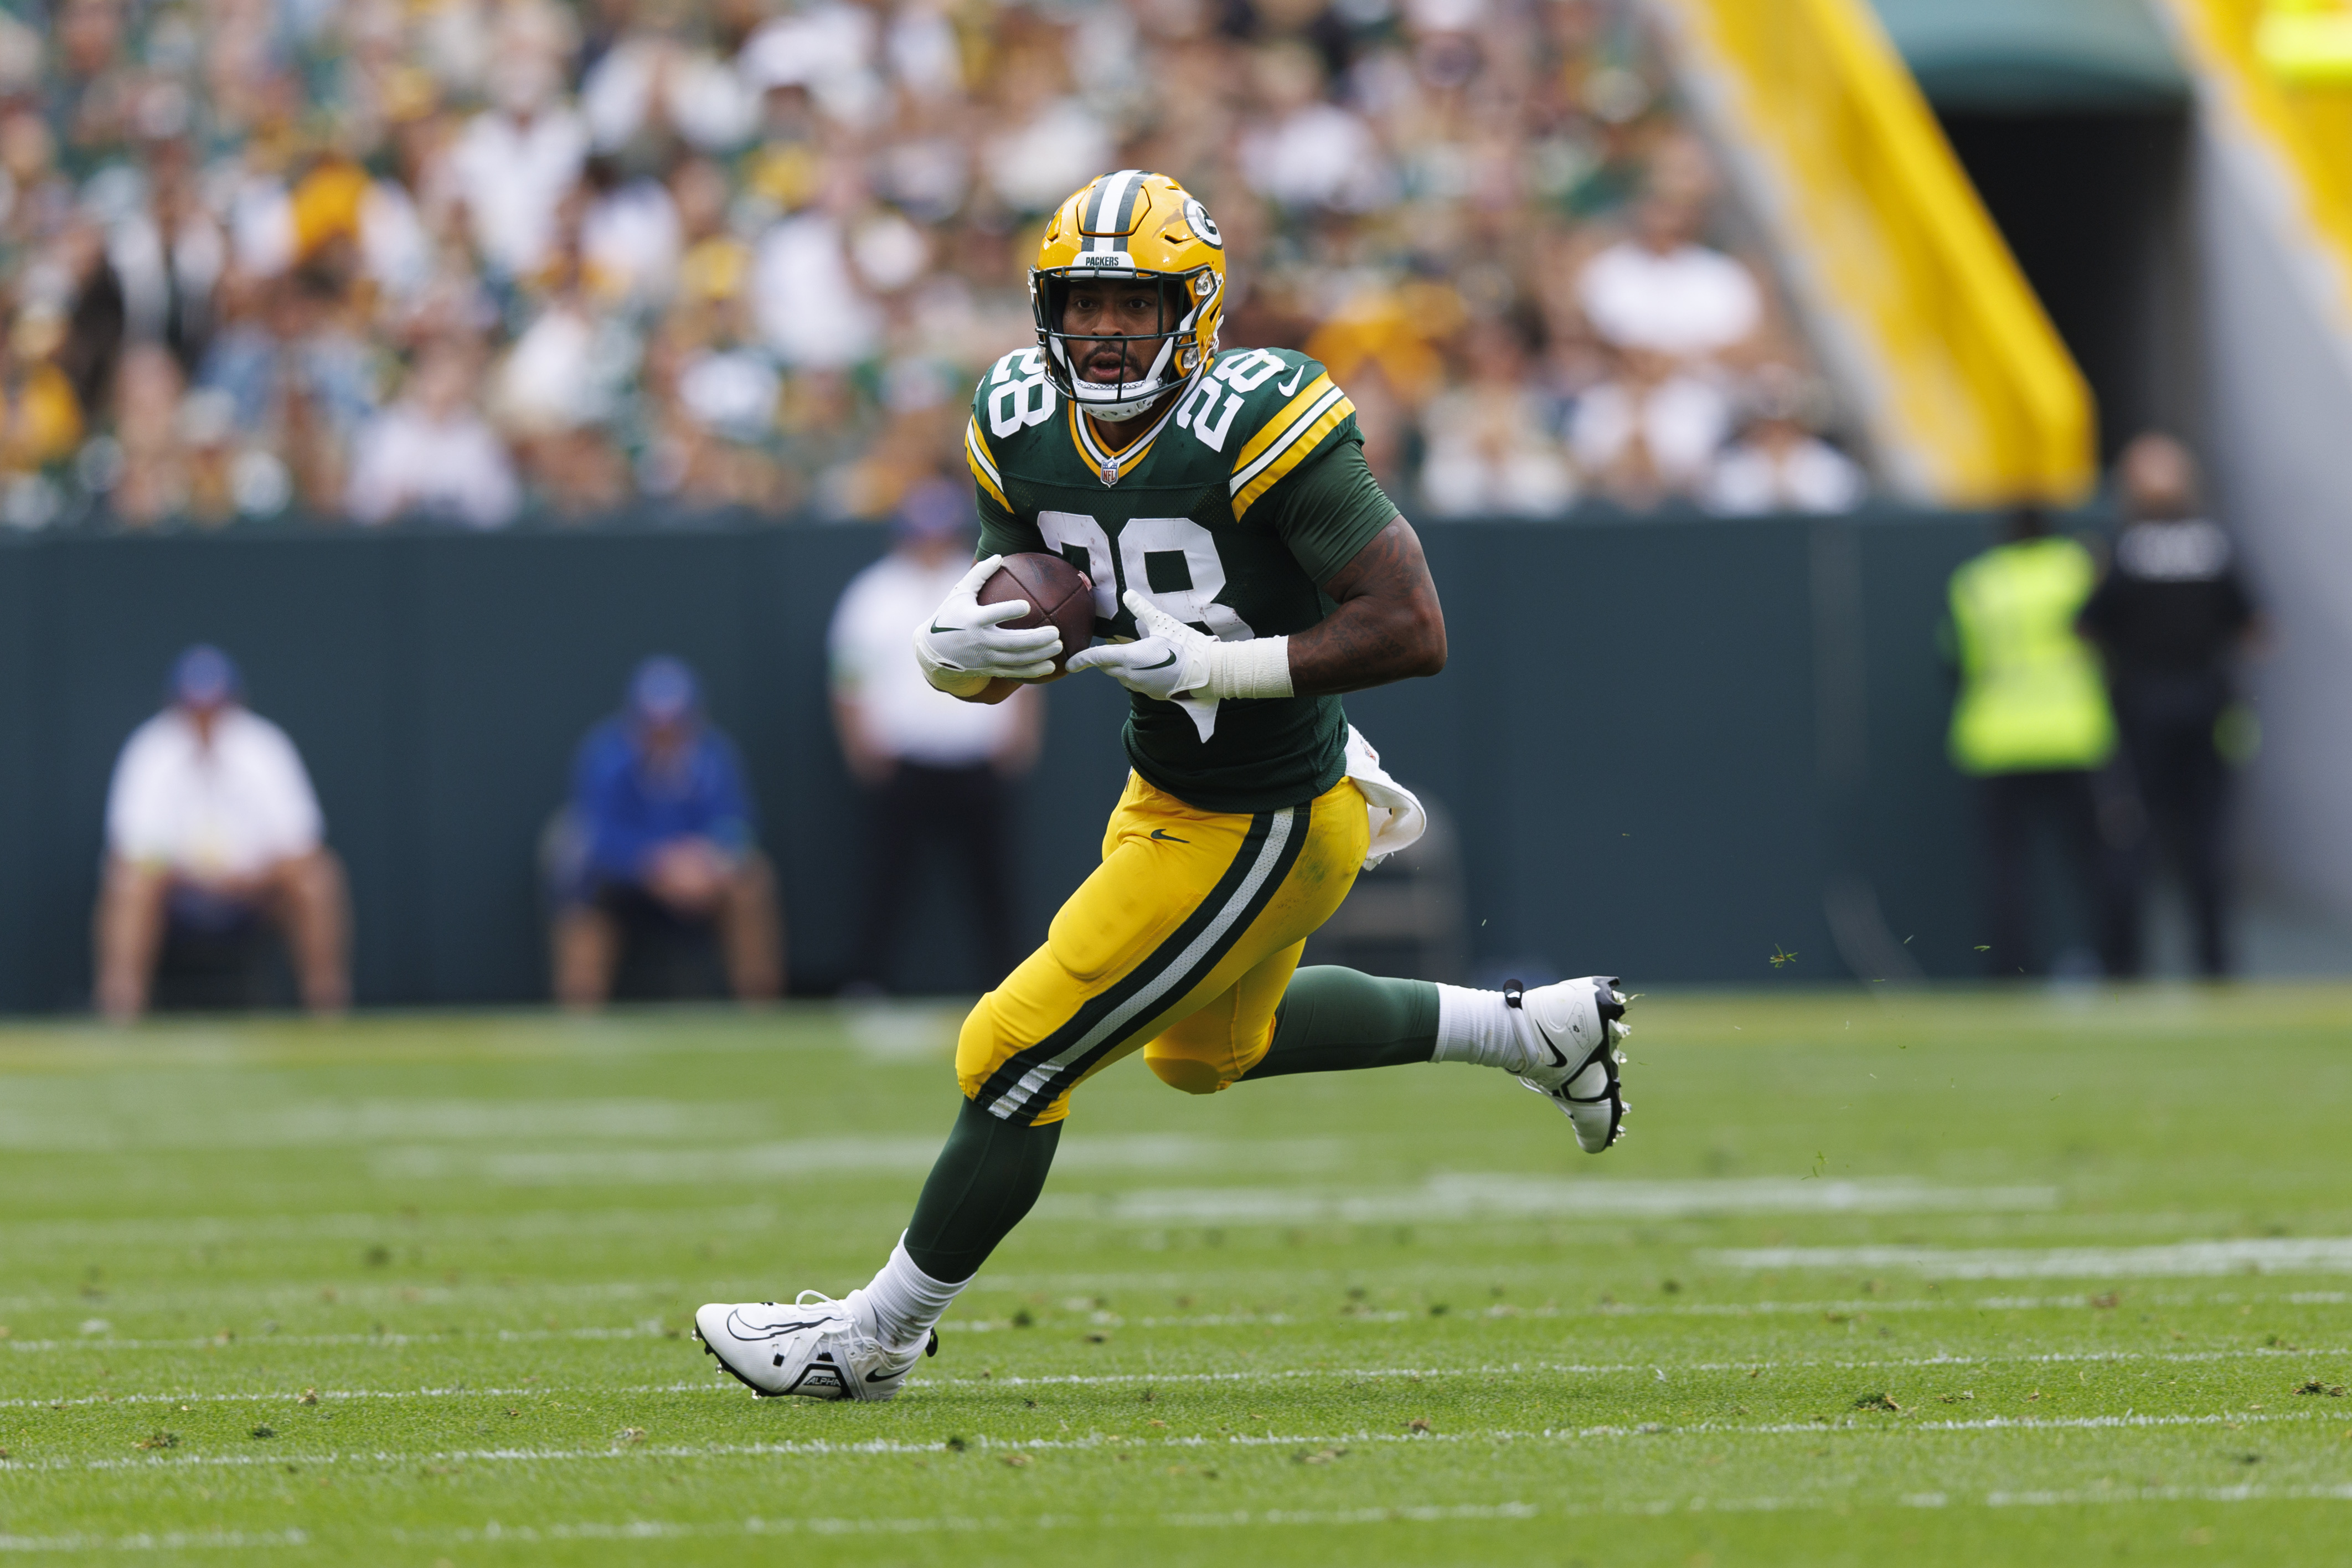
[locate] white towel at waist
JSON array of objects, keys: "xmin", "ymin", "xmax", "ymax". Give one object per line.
[{"xmin": 1343, "ymin": 724, "xmax": 1426, "ymax": 869}]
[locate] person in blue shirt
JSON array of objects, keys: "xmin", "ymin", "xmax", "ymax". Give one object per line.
[{"xmin": 551, "ymin": 657, "xmax": 784, "ymax": 1007}]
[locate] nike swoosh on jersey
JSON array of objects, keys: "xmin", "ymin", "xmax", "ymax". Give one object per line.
[
  {"xmin": 1149, "ymin": 828, "xmax": 1189, "ymax": 842},
  {"xmin": 1277, "ymin": 363, "xmax": 1308, "ymax": 396}
]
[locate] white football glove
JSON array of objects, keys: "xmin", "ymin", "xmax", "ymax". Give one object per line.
[
  {"xmin": 1066, "ymin": 588, "xmax": 1292, "ymax": 742},
  {"xmin": 912, "ymin": 555, "xmax": 1062, "ymax": 696},
  {"xmin": 1066, "ymin": 588, "xmax": 1214, "ymax": 702}
]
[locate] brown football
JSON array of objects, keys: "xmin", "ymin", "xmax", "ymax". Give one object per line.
[{"xmin": 977, "ymin": 551, "xmax": 1096, "ymax": 679}]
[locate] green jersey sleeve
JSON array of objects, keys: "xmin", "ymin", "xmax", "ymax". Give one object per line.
[{"xmin": 1263, "ymin": 438, "xmax": 1399, "ymax": 585}]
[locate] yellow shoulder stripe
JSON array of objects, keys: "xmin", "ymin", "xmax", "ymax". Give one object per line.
[
  {"xmin": 965, "ymin": 417, "xmax": 1008, "ymax": 510},
  {"xmin": 1231, "ymin": 386, "xmax": 1354, "ymax": 518},
  {"xmin": 1230, "ymin": 373, "xmax": 1335, "ymax": 477}
]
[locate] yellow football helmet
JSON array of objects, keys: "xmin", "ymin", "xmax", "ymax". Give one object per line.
[{"xmin": 1030, "ymin": 169, "xmax": 1226, "ymax": 420}]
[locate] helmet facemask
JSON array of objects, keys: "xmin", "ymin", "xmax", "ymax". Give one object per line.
[{"xmin": 1030, "ymin": 267, "xmax": 1215, "ymax": 422}]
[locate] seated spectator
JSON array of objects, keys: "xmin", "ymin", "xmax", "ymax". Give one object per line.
[
  {"xmin": 828, "ymin": 479, "xmax": 1040, "ymax": 992},
  {"xmin": 440, "ymin": 1, "xmax": 587, "ymax": 281},
  {"xmin": 1575, "ymin": 190, "xmax": 1763, "ymax": 367},
  {"xmin": 1239, "ymin": 42, "xmax": 1391, "ymax": 214},
  {"xmin": 580, "ymin": 0, "xmax": 756, "ymax": 156},
  {"xmin": 0, "ymin": 0, "xmax": 1859, "ymax": 527},
  {"xmin": 551, "ymin": 656, "xmax": 783, "ymax": 1009},
  {"xmin": 344, "ymin": 339, "xmax": 520, "ymax": 527},
  {"xmin": 1569, "ymin": 345, "xmax": 1732, "ymax": 508},
  {"xmin": 1418, "ymin": 318, "xmax": 1577, "ymax": 517},
  {"xmin": 94, "ymin": 645, "xmax": 350, "ymax": 1021},
  {"xmin": 0, "ymin": 306, "xmax": 84, "ymax": 528},
  {"xmin": 1701, "ymin": 365, "xmax": 1865, "ymax": 515},
  {"xmin": 195, "ymin": 265, "xmax": 379, "ymax": 515},
  {"xmin": 102, "ymin": 342, "xmax": 190, "ymax": 528}
]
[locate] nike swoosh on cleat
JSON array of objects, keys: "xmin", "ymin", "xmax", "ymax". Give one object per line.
[
  {"xmin": 864, "ymin": 1369, "xmax": 899, "ymax": 1383},
  {"xmin": 730, "ymin": 1315, "xmax": 829, "ymax": 1337}
]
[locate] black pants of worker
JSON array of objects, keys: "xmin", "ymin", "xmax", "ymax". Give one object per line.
[
  {"xmin": 2112, "ymin": 709, "xmax": 2234, "ymax": 978},
  {"xmin": 848, "ymin": 761, "xmax": 1018, "ymax": 992},
  {"xmin": 1979, "ymin": 768, "xmax": 2134, "ymax": 977}
]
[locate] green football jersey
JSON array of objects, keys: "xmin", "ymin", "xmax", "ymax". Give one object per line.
[{"xmin": 964, "ymin": 344, "xmax": 1396, "ymax": 814}]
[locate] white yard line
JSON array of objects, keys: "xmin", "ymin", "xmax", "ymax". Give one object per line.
[
  {"xmin": 4, "ymin": 1325, "xmax": 678, "ymax": 1354},
  {"xmin": 1037, "ymin": 1176, "xmax": 2060, "ymax": 1226},
  {"xmin": 3, "ymin": 1408, "xmax": 2331, "ymax": 1478},
  {"xmin": 0, "ymin": 1530, "xmax": 310, "ymax": 1554},
  {"xmin": 9, "ymin": 1345, "xmax": 2344, "ymax": 1406},
  {"xmin": 1, "ymin": 1381, "xmax": 720, "ymax": 1411},
  {"xmin": 1708, "ymin": 1239, "xmax": 2352, "ymax": 1279},
  {"xmin": 13, "ymin": 1288, "xmax": 2345, "ymax": 1348},
  {"xmin": 13, "ymin": 1482, "xmax": 2352, "ymax": 1554}
]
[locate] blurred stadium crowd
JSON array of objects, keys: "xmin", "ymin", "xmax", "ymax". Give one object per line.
[{"xmin": 0, "ymin": 0, "xmax": 1865, "ymax": 531}]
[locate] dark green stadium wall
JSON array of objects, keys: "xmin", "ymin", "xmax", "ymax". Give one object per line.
[{"xmin": 0, "ymin": 513, "xmax": 2000, "ymax": 1010}]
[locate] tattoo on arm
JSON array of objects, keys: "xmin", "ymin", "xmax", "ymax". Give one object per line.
[{"xmin": 1288, "ymin": 517, "xmax": 1448, "ymax": 696}]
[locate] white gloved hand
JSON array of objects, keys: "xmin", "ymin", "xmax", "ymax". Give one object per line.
[
  {"xmin": 1066, "ymin": 588, "xmax": 1293, "ymax": 743},
  {"xmin": 912, "ymin": 555, "xmax": 1063, "ymax": 696},
  {"xmin": 1065, "ymin": 587, "xmax": 1216, "ymax": 703}
]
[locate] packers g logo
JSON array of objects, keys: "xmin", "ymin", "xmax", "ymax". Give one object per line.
[{"xmin": 1184, "ymin": 197, "xmax": 1223, "ymax": 249}]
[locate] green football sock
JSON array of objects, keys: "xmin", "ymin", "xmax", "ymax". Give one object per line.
[
  {"xmin": 1243, "ymin": 966, "xmax": 1441, "ymax": 1079},
  {"xmin": 902, "ymin": 1096, "xmax": 1062, "ymax": 1282},
  {"xmin": 904, "ymin": 968, "xmax": 1435, "ymax": 1274}
]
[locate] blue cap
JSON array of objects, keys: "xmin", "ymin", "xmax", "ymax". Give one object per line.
[
  {"xmin": 169, "ymin": 644, "xmax": 240, "ymax": 709},
  {"xmin": 891, "ymin": 477, "xmax": 973, "ymax": 544},
  {"xmin": 627, "ymin": 656, "xmax": 700, "ymax": 725}
]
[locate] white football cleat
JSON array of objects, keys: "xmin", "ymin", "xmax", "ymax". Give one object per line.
[
  {"xmin": 1507, "ymin": 976, "xmax": 1631, "ymax": 1153},
  {"xmin": 693, "ymin": 1290, "xmax": 933, "ymax": 1402}
]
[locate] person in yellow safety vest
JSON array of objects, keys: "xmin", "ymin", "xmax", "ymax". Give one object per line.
[{"xmin": 1945, "ymin": 507, "xmax": 2134, "ymax": 977}]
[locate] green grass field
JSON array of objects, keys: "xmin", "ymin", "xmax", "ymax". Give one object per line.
[{"xmin": 4, "ymin": 987, "xmax": 2350, "ymax": 1566}]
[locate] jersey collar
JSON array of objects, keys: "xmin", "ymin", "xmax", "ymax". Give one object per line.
[{"xmin": 1069, "ymin": 387, "xmax": 1187, "ymax": 487}]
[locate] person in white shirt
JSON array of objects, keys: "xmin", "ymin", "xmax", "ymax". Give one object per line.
[
  {"xmin": 1569, "ymin": 345, "xmax": 1734, "ymax": 506},
  {"xmin": 1702, "ymin": 367, "xmax": 1866, "ymax": 516},
  {"xmin": 345, "ymin": 341, "xmax": 522, "ymax": 527},
  {"xmin": 94, "ymin": 646, "xmax": 350, "ymax": 1022},
  {"xmin": 1575, "ymin": 194, "xmax": 1763, "ymax": 366},
  {"xmin": 440, "ymin": 5, "xmax": 588, "ymax": 279},
  {"xmin": 828, "ymin": 479, "xmax": 1041, "ymax": 992}
]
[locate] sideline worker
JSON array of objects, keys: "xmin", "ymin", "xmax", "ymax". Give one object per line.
[
  {"xmin": 1945, "ymin": 507, "xmax": 2133, "ymax": 976},
  {"xmin": 551, "ymin": 657, "xmax": 785, "ymax": 1008},
  {"xmin": 2078, "ymin": 434, "xmax": 2262, "ymax": 977},
  {"xmin": 95, "ymin": 644, "xmax": 351, "ymax": 1020},
  {"xmin": 827, "ymin": 477, "xmax": 1041, "ymax": 993}
]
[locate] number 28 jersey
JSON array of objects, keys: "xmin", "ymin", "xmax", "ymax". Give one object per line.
[{"xmin": 965, "ymin": 344, "xmax": 1398, "ymax": 814}]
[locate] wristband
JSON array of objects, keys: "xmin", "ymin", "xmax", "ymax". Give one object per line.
[{"xmin": 1206, "ymin": 636, "xmax": 1292, "ymax": 700}]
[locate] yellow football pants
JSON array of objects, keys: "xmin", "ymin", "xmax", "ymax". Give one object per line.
[{"xmin": 957, "ymin": 770, "xmax": 1371, "ymax": 1125}]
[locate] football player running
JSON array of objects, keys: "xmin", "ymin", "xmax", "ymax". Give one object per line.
[{"xmin": 695, "ymin": 171, "xmax": 1631, "ymax": 1401}]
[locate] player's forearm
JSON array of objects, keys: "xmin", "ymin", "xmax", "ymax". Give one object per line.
[
  {"xmin": 1291, "ymin": 517, "xmax": 1448, "ymax": 695},
  {"xmin": 1287, "ymin": 593, "xmax": 1448, "ymax": 694}
]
